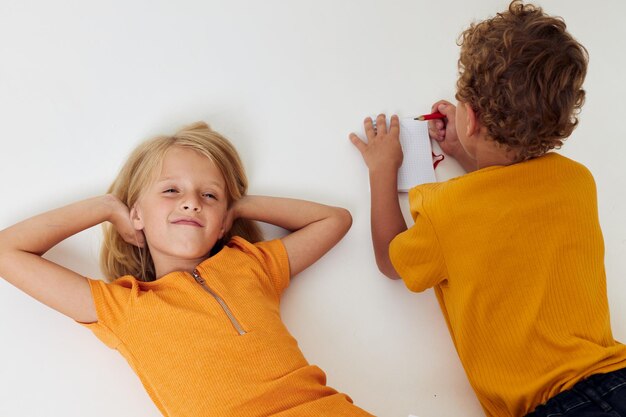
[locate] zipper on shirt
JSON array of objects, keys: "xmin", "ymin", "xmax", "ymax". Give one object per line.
[{"xmin": 191, "ymin": 269, "xmax": 247, "ymax": 336}]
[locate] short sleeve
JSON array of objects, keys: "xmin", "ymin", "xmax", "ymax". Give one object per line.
[
  {"xmin": 230, "ymin": 237, "xmax": 291, "ymax": 297},
  {"xmin": 389, "ymin": 188, "xmax": 447, "ymax": 292},
  {"xmin": 253, "ymin": 239, "xmax": 290, "ymax": 296},
  {"xmin": 77, "ymin": 277, "xmax": 135, "ymax": 349}
]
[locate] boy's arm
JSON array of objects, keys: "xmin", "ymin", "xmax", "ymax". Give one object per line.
[
  {"xmin": 0, "ymin": 195, "xmax": 143, "ymax": 323},
  {"xmin": 350, "ymin": 114, "xmax": 406, "ymax": 280},
  {"xmin": 227, "ymin": 195, "xmax": 352, "ymax": 277}
]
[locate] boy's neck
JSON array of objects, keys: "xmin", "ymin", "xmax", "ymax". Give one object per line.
[{"xmin": 472, "ymin": 135, "xmax": 518, "ymax": 170}]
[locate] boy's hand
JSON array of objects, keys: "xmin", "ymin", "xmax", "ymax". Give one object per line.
[
  {"xmin": 428, "ymin": 100, "xmax": 464, "ymax": 159},
  {"xmin": 349, "ymin": 114, "xmax": 402, "ymax": 173}
]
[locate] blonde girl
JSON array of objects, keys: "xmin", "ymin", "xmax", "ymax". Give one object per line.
[{"xmin": 0, "ymin": 122, "xmax": 373, "ymax": 417}]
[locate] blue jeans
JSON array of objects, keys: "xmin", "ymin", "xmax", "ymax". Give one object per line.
[{"xmin": 526, "ymin": 368, "xmax": 626, "ymax": 416}]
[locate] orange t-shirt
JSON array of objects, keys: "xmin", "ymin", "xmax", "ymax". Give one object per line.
[
  {"xmin": 81, "ymin": 237, "xmax": 372, "ymax": 417},
  {"xmin": 389, "ymin": 153, "xmax": 626, "ymax": 417}
]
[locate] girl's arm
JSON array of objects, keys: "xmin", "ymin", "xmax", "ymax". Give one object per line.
[
  {"xmin": 228, "ymin": 195, "xmax": 352, "ymax": 277},
  {"xmin": 349, "ymin": 114, "xmax": 405, "ymax": 279},
  {"xmin": 0, "ymin": 195, "xmax": 143, "ymax": 323}
]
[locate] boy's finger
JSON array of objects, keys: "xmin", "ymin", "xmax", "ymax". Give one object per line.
[
  {"xmin": 364, "ymin": 117, "xmax": 376, "ymax": 140},
  {"xmin": 428, "ymin": 119, "xmax": 443, "ymax": 138},
  {"xmin": 428, "ymin": 125, "xmax": 439, "ymax": 140},
  {"xmin": 389, "ymin": 114, "xmax": 399, "ymax": 137},
  {"xmin": 349, "ymin": 133, "xmax": 367, "ymax": 153},
  {"xmin": 427, "ymin": 119, "xmax": 438, "ymax": 132},
  {"xmin": 376, "ymin": 114, "xmax": 387, "ymax": 135},
  {"xmin": 431, "ymin": 99, "xmax": 451, "ymax": 112},
  {"xmin": 437, "ymin": 103, "xmax": 454, "ymax": 118}
]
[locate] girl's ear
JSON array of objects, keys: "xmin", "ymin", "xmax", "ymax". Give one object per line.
[
  {"xmin": 220, "ymin": 207, "xmax": 234, "ymax": 240},
  {"xmin": 130, "ymin": 205, "xmax": 144, "ymax": 231}
]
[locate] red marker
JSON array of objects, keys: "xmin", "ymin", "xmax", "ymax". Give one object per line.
[{"xmin": 414, "ymin": 111, "xmax": 445, "ymax": 121}]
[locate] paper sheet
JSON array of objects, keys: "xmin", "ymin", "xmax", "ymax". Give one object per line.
[
  {"xmin": 366, "ymin": 117, "xmax": 436, "ymax": 192},
  {"xmin": 397, "ymin": 118, "xmax": 436, "ymax": 191}
]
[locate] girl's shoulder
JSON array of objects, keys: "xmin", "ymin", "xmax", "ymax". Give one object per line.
[
  {"xmin": 216, "ymin": 236, "xmax": 291, "ymax": 297},
  {"xmin": 225, "ymin": 236, "xmax": 288, "ymax": 261}
]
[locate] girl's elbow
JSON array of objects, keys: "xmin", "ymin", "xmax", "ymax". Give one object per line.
[
  {"xmin": 336, "ymin": 207, "xmax": 353, "ymax": 234},
  {"xmin": 0, "ymin": 249, "xmax": 17, "ymax": 281},
  {"xmin": 328, "ymin": 207, "xmax": 352, "ymax": 237},
  {"xmin": 0, "ymin": 237, "xmax": 11, "ymax": 270}
]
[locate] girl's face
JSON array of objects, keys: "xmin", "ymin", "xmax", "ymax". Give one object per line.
[{"xmin": 131, "ymin": 146, "xmax": 228, "ymax": 270}]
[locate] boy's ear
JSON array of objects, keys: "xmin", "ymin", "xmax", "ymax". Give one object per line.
[
  {"xmin": 464, "ymin": 103, "xmax": 480, "ymax": 138},
  {"xmin": 129, "ymin": 205, "xmax": 144, "ymax": 230}
]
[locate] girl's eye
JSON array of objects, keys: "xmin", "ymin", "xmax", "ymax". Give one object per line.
[
  {"xmin": 163, "ymin": 189, "xmax": 178, "ymax": 194},
  {"xmin": 203, "ymin": 193, "xmax": 217, "ymax": 200}
]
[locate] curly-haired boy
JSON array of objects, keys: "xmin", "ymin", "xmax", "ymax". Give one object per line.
[{"xmin": 351, "ymin": 1, "xmax": 626, "ymax": 416}]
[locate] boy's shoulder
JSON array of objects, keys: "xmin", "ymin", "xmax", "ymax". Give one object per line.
[
  {"xmin": 536, "ymin": 153, "xmax": 595, "ymax": 184},
  {"xmin": 410, "ymin": 152, "xmax": 594, "ymax": 201},
  {"xmin": 461, "ymin": 153, "xmax": 592, "ymax": 183},
  {"xmin": 543, "ymin": 152, "xmax": 589, "ymax": 168}
]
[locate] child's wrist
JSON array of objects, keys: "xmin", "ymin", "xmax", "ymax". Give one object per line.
[
  {"xmin": 102, "ymin": 194, "xmax": 126, "ymax": 224},
  {"xmin": 368, "ymin": 164, "xmax": 399, "ymax": 180},
  {"xmin": 230, "ymin": 196, "xmax": 252, "ymax": 220}
]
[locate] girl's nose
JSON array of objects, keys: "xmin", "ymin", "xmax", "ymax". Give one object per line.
[{"xmin": 181, "ymin": 198, "xmax": 201, "ymax": 212}]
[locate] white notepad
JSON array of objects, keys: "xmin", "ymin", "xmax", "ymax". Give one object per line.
[{"xmin": 368, "ymin": 117, "xmax": 436, "ymax": 192}]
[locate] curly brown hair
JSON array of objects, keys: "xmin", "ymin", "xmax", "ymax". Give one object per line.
[{"xmin": 455, "ymin": 0, "xmax": 588, "ymax": 160}]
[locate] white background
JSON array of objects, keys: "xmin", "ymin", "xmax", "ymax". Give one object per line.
[{"xmin": 1, "ymin": 1, "xmax": 625, "ymax": 416}]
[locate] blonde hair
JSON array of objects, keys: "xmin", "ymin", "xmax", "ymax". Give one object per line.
[{"xmin": 100, "ymin": 121, "xmax": 262, "ymax": 282}]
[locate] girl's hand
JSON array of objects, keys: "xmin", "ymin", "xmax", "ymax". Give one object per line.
[
  {"xmin": 350, "ymin": 114, "xmax": 402, "ymax": 174},
  {"xmin": 222, "ymin": 197, "xmax": 245, "ymax": 235},
  {"xmin": 105, "ymin": 194, "xmax": 145, "ymax": 248}
]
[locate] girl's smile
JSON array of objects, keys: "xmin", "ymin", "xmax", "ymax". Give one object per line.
[{"xmin": 170, "ymin": 216, "xmax": 204, "ymax": 227}]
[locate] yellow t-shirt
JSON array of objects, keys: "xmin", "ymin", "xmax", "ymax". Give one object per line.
[
  {"xmin": 389, "ymin": 153, "xmax": 626, "ymax": 417},
  {"xmin": 81, "ymin": 237, "xmax": 373, "ymax": 417}
]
